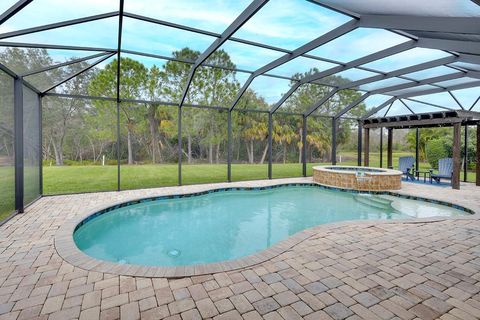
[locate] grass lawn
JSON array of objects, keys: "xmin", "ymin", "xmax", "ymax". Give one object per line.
[
  {"xmin": 0, "ymin": 167, "xmax": 15, "ymax": 222},
  {"xmin": 42, "ymin": 151, "xmax": 478, "ymax": 195}
]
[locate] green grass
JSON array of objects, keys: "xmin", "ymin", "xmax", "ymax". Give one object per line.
[
  {"xmin": 0, "ymin": 166, "xmax": 15, "ymax": 222},
  {"xmin": 41, "ymin": 152, "xmax": 477, "ymax": 195}
]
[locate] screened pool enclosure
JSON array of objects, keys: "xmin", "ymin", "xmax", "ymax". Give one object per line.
[{"xmin": 0, "ymin": 0, "xmax": 479, "ymax": 218}]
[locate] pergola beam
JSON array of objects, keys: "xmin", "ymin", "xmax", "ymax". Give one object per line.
[
  {"xmin": 0, "ymin": 0, "xmax": 32, "ymax": 25},
  {"xmin": 358, "ymin": 14, "xmax": 480, "ymax": 35},
  {"xmin": 0, "ymin": 12, "xmax": 119, "ymax": 40}
]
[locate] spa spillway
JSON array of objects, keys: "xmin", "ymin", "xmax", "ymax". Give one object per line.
[{"xmin": 313, "ymin": 166, "xmax": 402, "ymax": 191}]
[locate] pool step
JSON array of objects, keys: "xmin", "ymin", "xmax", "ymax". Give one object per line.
[{"xmin": 354, "ymin": 194, "xmax": 393, "ymax": 210}]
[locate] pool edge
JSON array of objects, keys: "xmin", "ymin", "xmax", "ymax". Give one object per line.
[{"xmin": 55, "ymin": 180, "xmax": 479, "ymax": 278}]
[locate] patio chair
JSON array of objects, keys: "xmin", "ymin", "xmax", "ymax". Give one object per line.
[
  {"xmin": 430, "ymin": 158, "xmax": 453, "ymax": 184},
  {"xmin": 398, "ymin": 156, "xmax": 415, "ymax": 181}
]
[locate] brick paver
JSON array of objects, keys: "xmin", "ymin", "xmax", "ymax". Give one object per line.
[{"xmin": 0, "ymin": 178, "xmax": 479, "ymax": 319}]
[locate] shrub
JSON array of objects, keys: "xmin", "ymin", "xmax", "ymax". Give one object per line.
[{"xmin": 426, "ymin": 138, "xmax": 448, "ymax": 169}]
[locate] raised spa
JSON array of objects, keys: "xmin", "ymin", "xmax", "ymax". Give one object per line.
[
  {"xmin": 313, "ymin": 165, "xmax": 402, "ymax": 191},
  {"xmin": 73, "ymin": 184, "xmax": 467, "ymax": 267}
]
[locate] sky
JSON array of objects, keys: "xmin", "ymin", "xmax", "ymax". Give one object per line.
[{"xmin": 0, "ymin": 0, "xmax": 478, "ymax": 113}]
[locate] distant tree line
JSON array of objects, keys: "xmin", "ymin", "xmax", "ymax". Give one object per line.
[{"xmin": 0, "ymin": 47, "xmax": 369, "ymax": 167}]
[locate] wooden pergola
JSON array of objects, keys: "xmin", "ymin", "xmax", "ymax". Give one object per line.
[{"xmin": 360, "ymin": 110, "xmax": 480, "ymax": 190}]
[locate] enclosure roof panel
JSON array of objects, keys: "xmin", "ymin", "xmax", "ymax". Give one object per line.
[{"xmin": 318, "ymin": 0, "xmax": 480, "ymax": 17}]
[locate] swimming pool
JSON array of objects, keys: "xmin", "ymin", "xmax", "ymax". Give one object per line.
[{"xmin": 73, "ymin": 184, "xmax": 468, "ymax": 267}]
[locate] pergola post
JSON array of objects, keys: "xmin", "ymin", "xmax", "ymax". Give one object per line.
[
  {"xmin": 302, "ymin": 116, "xmax": 307, "ymax": 177},
  {"xmin": 14, "ymin": 77, "xmax": 24, "ymax": 213},
  {"xmin": 379, "ymin": 127, "xmax": 383, "ymax": 168},
  {"xmin": 387, "ymin": 128, "xmax": 393, "ymax": 169},
  {"xmin": 476, "ymin": 123, "xmax": 480, "ymax": 186},
  {"xmin": 415, "ymin": 128, "xmax": 419, "ymax": 174},
  {"xmin": 452, "ymin": 122, "xmax": 461, "ymax": 190},
  {"xmin": 364, "ymin": 128, "xmax": 370, "ymax": 167},
  {"xmin": 463, "ymin": 125, "xmax": 468, "ymax": 182},
  {"xmin": 357, "ymin": 121, "xmax": 362, "ymax": 166},
  {"xmin": 331, "ymin": 117, "xmax": 337, "ymax": 165}
]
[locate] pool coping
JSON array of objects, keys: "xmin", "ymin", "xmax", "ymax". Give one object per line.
[{"xmin": 55, "ymin": 181, "xmax": 479, "ymax": 278}]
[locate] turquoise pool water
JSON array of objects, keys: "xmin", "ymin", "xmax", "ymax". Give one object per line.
[{"xmin": 73, "ymin": 185, "xmax": 467, "ymax": 266}]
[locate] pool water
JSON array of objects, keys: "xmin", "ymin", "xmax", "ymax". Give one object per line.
[{"xmin": 74, "ymin": 185, "xmax": 466, "ymax": 266}]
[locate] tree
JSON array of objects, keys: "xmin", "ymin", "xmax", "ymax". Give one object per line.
[
  {"xmin": 162, "ymin": 48, "xmax": 240, "ymax": 164},
  {"xmin": 284, "ymin": 70, "xmax": 367, "ymax": 162},
  {"xmin": 89, "ymin": 58, "xmax": 147, "ymax": 164}
]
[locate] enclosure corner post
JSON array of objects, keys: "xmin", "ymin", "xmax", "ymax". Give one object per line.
[
  {"xmin": 14, "ymin": 77, "xmax": 24, "ymax": 213},
  {"xmin": 364, "ymin": 127, "xmax": 370, "ymax": 167},
  {"xmin": 227, "ymin": 110, "xmax": 232, "ymax": 182},
  {"xmin": 387, "ymin": 128, "xmax": 393, "ymax": 169},
  {"xmin": 331, "ymin": 117, "xmax": 337, "ymax": 165},
  {"xmin": 268, "ymin": 113, "xmax": 273, "ymax": 179},
  {"xmin": 452, "ymin": 122, "xmax": 461, "ymax": 190},
  {"xmin": 302, "ymin": 115, "xmax": 307, "ymax": 177},
  {"xmin": 357, "ymin": 120, "xmax": 362, "ymax": 166}
]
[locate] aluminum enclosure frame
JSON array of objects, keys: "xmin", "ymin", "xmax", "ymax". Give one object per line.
[{"xmin": 0, "ymin": 0, "xmax": 479, "ymax": 208}]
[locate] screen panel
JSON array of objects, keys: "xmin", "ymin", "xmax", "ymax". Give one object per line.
[
  {"xmin": 42, "ymin": 97, "xmax": 118, "ymax": 194},
  {"xmin": 120, "ymin": 102, "xmax": 178, "ymax": 190},
  {"xmin": 231, "ymin": 110, "xmax": 269, "ymax": 181},
  {"xmin": 0, "ymin": 70, "xmax": 15, "ymax": 220},
  {"xmin": 23, "ymin": 86, "xmax": 41, "ymax": 204}
]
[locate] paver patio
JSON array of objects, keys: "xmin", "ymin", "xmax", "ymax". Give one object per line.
[{"xmin": 0, "ymin": 178, "xmax": 479, "ymax": 320}]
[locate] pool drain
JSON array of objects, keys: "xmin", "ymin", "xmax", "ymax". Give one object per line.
[{"xmin": 168, "ymin": 249, "xmax": 181, "ymax": 257}]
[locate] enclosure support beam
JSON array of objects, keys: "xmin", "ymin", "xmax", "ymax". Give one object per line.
[
  {"xmin": 0, "ymin": 0, "xmax": 32, "ymax": 25},
  {"xmin": 331, "ymin": 117, "xmax": 337, "ymax": 165},
  {"xmin": 302, "ymin": 116, "xmax": 307, "ymax": 177},
  {"xmin": 227, "ymin": 111, "xmax": 232, "ymax": 182},
  {"xmin": 14, "ymin": 77, "xmax": 24, "ymax": 213},
  {"xmin": 476, "ymin": 124, "xmax": 480, "ymax": 186},
  {"xmin": 387, "ymin": 128, "xmax": 393, "ymax": 169},
  {"xmin": 364, "ymin": 128, "xmax": 370, "ymax": 167},
  {"xmin": 379, "ymin": 127, "xmax": 383, "ymax": 168},
  {"xmin": 357, "ymin": 121, "xmax": 362, "ymax": 166},
  {"xmin": 452, "ymin": 123, "xmax": 461, "ymax": 190},
  {"xmin": 268, "ymin": 113, "xmax": 273, "ymax": 179},
  {"xmin": 179, "ymin": 0, "xmax": 268, "ymax": 108},
  {"xmin": 415, "ymin": 128, "xmax": 419, "ymax": 174},
  {"xmin": 115, "ymin": 0, "xmax": 124, "ymax": 192}
]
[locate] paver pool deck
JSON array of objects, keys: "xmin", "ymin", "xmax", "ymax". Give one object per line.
[{"xmin": 0, "ymin": 177, "xmax": 479, "ymax": 320}]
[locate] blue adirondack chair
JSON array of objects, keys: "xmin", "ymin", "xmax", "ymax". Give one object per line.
[
  {"xmin": 398, "ymin": 156, "xmax": 415, "ymax": 181},
  {"xmin": 430, "ymin": 158, "xmax": 453, "ymax": 183}
]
